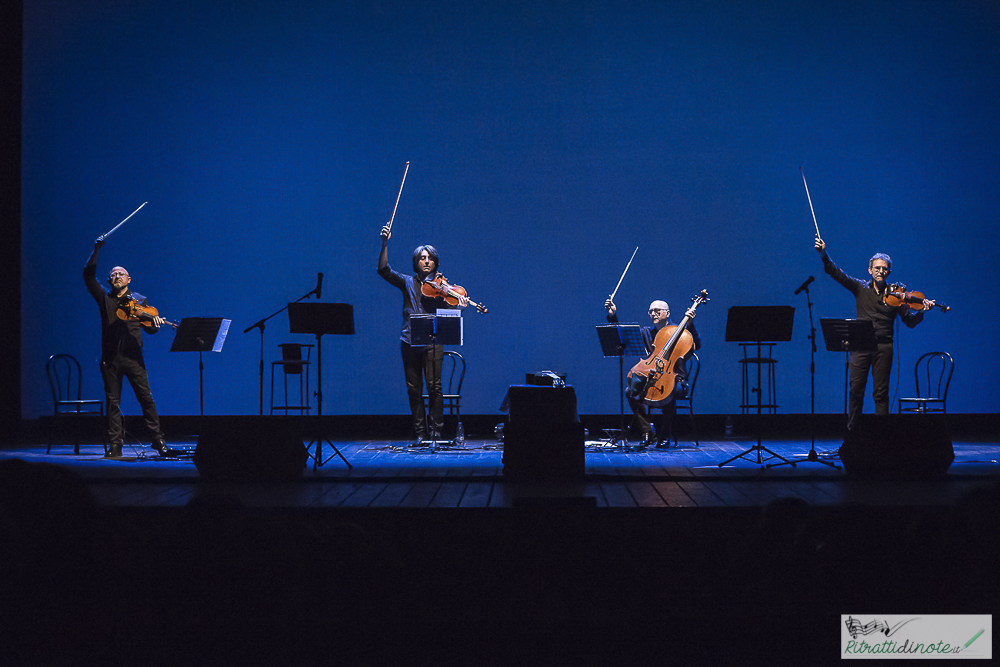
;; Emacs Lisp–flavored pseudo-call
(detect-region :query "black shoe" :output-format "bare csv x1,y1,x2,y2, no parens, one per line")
152,438,169,457
639,432,656,447
105,443,123,458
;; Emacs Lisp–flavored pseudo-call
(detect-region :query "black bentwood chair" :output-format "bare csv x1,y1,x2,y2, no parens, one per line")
898,351,954,414
423,350,466,439
46,353,105,454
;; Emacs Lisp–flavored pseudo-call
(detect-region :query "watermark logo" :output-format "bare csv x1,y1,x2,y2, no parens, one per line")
841,615,991,659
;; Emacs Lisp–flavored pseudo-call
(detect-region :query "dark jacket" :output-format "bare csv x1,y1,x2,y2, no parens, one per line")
84,264,158,362
821,252,923,342
377,265,442,346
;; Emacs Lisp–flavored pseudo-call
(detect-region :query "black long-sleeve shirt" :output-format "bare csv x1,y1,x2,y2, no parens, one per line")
84,264,158,362
377,264,441,346
820,252,923,342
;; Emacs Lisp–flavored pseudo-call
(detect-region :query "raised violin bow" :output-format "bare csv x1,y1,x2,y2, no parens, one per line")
385,161,410,234
800,167,822,241
97,201,147,243
609,246,639,303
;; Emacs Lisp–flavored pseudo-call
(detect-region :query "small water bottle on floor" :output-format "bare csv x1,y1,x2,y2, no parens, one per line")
455,421,465,445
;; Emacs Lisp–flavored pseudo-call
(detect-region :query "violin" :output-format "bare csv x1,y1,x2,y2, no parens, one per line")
421,274,488,314
116,298,180,329
884,284,950,312
627,290,709,407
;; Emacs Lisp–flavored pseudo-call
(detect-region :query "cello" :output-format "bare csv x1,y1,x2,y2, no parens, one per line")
627,290,709,407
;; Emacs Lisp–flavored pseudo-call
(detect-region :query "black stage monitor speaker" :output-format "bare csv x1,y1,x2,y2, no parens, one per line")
839,414,954,477
501,385,584,480
195,417,308,481
525,371,567,387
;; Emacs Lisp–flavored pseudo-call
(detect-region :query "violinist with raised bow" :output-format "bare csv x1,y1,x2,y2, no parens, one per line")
84,239,168,458
378,223,468,445
815,237,934,429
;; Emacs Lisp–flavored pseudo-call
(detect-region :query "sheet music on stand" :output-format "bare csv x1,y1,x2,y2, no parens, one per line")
596,324,645,358
170,318,232,353
411,311,463,346
169,317,233,422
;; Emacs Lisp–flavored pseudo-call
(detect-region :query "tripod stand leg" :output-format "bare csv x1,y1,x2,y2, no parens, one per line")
768,446,839,469
718,439,797,469
309,438,353,469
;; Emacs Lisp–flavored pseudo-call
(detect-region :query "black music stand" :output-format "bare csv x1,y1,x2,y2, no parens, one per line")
289,302,354,469
720,306,796,469
410,313,463,449
170,317,232,419
410,313,463,347
820,318,877,427
596,323,645,448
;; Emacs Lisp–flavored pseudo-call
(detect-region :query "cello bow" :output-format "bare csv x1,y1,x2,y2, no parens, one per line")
609,246,639,303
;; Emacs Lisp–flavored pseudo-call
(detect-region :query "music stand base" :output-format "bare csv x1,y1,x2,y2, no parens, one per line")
718,441,796,469
768,447,840,470
411,438,465,452
308,438,352,469
590,428,649,452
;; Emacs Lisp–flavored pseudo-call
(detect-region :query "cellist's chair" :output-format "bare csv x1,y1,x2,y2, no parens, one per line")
652,352,700,447
672,352,700,446
46,353,104,455
423,351,466,436
270,343,313,415
898,351,954,414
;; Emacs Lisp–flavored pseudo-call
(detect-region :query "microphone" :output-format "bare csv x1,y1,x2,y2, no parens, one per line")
315,272,324,299
794,276,815,295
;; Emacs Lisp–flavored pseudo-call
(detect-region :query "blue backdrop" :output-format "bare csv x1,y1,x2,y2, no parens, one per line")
21,0,1000,419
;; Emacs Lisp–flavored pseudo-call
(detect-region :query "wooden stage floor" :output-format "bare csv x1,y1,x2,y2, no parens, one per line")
4,435,998,509
4,431,998,664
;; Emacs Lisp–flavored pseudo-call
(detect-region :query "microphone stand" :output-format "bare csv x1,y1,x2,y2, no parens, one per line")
771,282,839,469
244,280,321,416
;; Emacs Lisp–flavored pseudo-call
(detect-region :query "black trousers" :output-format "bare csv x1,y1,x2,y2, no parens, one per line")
401,341,443,439
100,355,162,446
626,379,688,436
848,341,894,429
